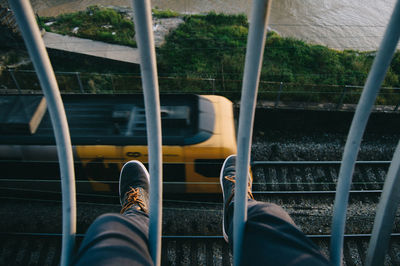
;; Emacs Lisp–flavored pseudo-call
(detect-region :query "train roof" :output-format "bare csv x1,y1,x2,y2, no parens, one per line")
0,94,215,145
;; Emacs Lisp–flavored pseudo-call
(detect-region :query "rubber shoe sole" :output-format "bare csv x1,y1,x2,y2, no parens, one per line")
220,154,236,243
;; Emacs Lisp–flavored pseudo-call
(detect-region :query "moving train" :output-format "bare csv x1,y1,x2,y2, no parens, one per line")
0,94,236,194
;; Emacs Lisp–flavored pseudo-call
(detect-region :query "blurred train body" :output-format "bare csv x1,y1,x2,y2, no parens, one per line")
0,94,236,194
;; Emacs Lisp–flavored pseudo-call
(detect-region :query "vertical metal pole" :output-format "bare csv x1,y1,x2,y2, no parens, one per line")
109,74,115,93
393,91,400,111
330,0,400,264
132,1,163,265
9,69,22,93
9,1,76,266
395,102,400,111
366,140,400,266
274,81,283,108
212,78,216,95
336,85,348,110
75,72,84,93
235,0,272,265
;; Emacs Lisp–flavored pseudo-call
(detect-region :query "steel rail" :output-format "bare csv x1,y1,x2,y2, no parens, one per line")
330,0,400,264
0,180,387,185
2,231,400,239
131,1,163,265
252,160,391,165
252,190,383,195
0,186,386,195
366,141,400,265
8,1,76,266
235,0,272,265
0,159,393,164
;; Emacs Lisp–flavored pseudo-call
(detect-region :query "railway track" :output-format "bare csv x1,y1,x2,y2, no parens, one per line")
0,160,391,195
251,160,390,192
1,159,398,264
1,232,400,266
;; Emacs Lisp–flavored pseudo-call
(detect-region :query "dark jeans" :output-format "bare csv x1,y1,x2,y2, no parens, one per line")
74,200,329,265
73,208,153,266
226,199,330,265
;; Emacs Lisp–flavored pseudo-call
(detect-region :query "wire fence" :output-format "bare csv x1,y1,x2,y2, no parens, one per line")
2,69,400,110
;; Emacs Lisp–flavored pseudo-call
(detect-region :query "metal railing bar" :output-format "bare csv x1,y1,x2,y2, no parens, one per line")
8,67,400,90
8,1,77,266
366,140,400,265
329,0,400,264
131,1,163,265
235,0,272,265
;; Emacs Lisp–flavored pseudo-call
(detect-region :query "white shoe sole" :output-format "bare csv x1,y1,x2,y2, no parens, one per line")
220,154,236,243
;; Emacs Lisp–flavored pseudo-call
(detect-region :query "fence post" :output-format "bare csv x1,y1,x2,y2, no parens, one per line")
212,78,216,94
393,88,400,111
109,74,115,93
336,85,348,110
394,102,400,111
75,72,84,93
274,81,283,108
9,69,22,93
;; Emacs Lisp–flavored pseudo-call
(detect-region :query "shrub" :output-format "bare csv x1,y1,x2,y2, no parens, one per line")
152,8,180,18
39,6,136,47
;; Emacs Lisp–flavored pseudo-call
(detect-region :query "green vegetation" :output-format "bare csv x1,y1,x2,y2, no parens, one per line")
152,8,180,18
38,6,136,47
18,9,400,105
157,12,400,103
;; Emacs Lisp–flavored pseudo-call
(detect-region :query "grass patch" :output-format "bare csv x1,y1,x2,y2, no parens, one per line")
30,10,400,104
152,8,180,18
38,6,136,47
157,12,400,103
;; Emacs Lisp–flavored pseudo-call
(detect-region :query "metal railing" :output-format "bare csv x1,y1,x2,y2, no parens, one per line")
2,69,400,109
7,0,400,265
330,0,400,265
234,0,272,265
132,1,163,265
8,1,76,266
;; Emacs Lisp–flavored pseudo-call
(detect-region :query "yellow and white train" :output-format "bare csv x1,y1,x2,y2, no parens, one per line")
0,94,236,194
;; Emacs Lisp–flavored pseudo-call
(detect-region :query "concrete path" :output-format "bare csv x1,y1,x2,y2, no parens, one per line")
43,31,140,64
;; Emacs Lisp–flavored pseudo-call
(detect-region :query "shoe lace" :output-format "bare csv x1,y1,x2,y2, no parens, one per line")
120,187,147,214
225,175,254,200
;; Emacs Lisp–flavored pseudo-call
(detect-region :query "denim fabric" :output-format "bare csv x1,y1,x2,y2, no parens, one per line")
226,199,330,266
75,200,330,266
73,210,153,266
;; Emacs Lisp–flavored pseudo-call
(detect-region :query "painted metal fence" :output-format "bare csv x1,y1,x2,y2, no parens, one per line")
9,1,76,266
330,0,400,265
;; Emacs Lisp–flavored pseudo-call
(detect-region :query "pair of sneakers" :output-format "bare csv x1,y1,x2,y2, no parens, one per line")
119,155,253,242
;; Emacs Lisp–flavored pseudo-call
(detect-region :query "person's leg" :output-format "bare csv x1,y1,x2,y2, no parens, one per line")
74,161,153,266
221,155,329,266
